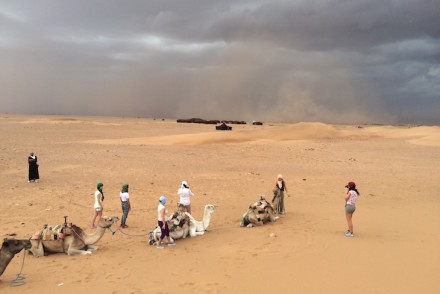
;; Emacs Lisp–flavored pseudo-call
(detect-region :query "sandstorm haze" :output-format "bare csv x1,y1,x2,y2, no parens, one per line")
0,0,439,124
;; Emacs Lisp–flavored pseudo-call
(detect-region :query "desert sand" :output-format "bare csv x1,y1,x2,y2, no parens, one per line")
1,114,439,293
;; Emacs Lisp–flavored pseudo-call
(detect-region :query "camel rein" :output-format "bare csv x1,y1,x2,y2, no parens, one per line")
8,250,27,287
205,224,238,232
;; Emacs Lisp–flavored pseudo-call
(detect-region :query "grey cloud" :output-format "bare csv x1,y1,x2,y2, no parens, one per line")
0,0,439,124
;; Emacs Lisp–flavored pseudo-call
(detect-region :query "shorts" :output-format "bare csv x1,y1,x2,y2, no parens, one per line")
345,204,356,214
94,205,102,212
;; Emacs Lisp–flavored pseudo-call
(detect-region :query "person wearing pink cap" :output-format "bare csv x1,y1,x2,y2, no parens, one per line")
344,181,360,237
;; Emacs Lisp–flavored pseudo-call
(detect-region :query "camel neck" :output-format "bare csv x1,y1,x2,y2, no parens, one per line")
84,227,106,245
202,209,211,229
0,250,14,276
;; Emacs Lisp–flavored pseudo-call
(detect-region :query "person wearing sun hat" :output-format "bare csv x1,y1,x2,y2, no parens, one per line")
177,180,194,214
344,181,360,237
91,182,104,229
156,195,176,249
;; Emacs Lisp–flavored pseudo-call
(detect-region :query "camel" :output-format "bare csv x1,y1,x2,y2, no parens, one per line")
149,204,217,245
0,238,32,277
240,196,279,228
29,216,119,256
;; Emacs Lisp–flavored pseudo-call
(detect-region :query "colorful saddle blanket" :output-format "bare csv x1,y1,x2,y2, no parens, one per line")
168,211,187,232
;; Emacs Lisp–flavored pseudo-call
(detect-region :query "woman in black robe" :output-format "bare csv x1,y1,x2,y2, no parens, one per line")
28,152,39,182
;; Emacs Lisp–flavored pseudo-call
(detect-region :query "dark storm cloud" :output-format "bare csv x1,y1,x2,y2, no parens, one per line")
0,0,439,124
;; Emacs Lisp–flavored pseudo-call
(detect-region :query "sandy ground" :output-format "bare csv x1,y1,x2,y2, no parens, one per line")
0,114,439,294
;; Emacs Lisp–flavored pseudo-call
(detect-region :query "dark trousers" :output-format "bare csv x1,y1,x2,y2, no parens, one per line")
158,221,169,240
121,201,129,225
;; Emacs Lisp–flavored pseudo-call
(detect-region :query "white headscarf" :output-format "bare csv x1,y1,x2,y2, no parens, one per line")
277,174,283,189
181,181,188,189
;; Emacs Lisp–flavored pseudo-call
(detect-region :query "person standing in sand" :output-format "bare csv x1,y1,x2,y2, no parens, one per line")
156,196,176,249
177,180,194,214
274,174,288,214
344,181,360,237
120,183,131,228
28,152,39,182
91,182,104,229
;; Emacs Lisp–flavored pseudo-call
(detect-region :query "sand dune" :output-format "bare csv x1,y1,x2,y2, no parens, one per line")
86,122,354,146
0,115,439,294
85,122,440,148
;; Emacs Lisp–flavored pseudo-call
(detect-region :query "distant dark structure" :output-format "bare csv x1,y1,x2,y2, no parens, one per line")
177,118,219,124
251,121,263,125
216,123,232,131
177,118,246,125
221,120,246,125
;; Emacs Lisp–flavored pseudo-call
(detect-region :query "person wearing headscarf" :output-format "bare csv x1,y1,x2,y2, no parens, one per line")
120,183,131,228
344,181,360,237
91,182,104,229
28,152,40,182
156,195,176,249
274,174,288,215
177,180,194,214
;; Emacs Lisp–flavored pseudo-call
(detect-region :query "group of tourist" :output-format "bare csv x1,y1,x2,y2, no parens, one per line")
29,152,360,244
89,179,195,249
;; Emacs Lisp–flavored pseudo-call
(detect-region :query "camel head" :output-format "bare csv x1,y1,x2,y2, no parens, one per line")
2,238,31,254
205,204,217,214
98,216,119,228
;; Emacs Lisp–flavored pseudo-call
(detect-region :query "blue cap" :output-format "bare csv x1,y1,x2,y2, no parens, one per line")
159,195,166,204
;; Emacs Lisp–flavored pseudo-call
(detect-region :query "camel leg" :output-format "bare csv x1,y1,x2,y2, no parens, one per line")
248,215,263,227
29,239,44,257
270,215,279,222
67,247,92,255
86,245,99,252
189,231,205,237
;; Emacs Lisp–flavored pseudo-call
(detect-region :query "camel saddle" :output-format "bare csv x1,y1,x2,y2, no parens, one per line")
168,211,187,232
41,224,73,241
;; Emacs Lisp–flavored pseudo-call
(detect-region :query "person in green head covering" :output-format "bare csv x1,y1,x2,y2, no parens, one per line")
120,183,131,228
91,182,104,229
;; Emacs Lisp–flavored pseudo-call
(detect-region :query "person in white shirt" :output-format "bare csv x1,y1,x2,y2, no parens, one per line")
157,195,176,249
344,181,360,237
91,182,104,229
120,183,131,228
177,180,194,214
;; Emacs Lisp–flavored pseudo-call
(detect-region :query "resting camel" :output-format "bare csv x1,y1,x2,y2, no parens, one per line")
0,238,32,277
149,204,217,245
29,216,119,256
240,196,279,228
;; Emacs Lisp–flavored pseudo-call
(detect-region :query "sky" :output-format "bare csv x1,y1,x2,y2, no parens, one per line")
0,0,439,124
